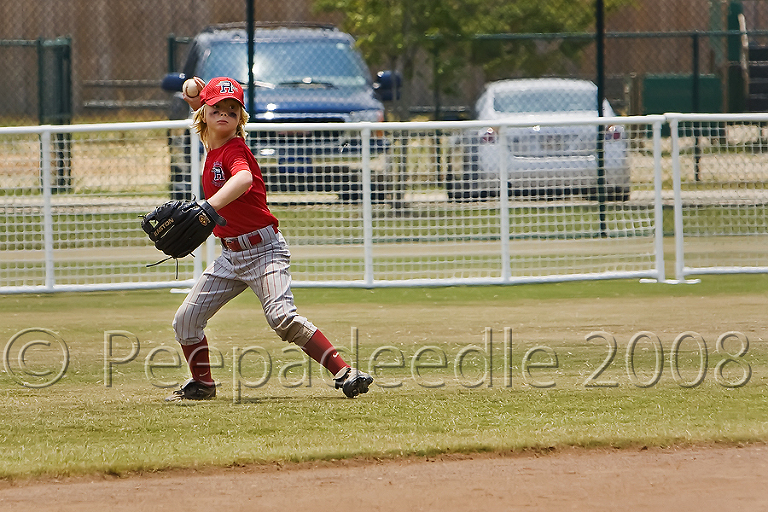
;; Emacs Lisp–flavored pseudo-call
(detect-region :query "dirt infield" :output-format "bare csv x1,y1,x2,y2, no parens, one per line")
2,443,767,512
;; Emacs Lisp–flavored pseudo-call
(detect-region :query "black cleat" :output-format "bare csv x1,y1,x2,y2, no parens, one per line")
165,379,217,402
334,368,373,398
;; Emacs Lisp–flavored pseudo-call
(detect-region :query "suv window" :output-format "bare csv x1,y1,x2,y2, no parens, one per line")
200,40,371,88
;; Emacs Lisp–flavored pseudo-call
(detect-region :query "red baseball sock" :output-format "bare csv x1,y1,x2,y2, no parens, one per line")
181,337,214,386
301,330,348,376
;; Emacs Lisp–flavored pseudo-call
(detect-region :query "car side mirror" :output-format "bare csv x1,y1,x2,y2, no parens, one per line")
161,73,186,93
373,70,402,102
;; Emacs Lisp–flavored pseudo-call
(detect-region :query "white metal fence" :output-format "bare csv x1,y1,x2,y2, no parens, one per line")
668,113,768,282
0,114,764,294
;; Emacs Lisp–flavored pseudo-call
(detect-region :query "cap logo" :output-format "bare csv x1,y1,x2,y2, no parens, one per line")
202,77,244,107
218,81,236,94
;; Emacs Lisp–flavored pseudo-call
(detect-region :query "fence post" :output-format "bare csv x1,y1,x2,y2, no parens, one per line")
190,127,204,281
596,0,607,237
40,128,55,291
362,126,374,287
36,38,45,126
247,0,256,120
652,119,666,282
498,126,511,283
167,34,176,73
692,32,702,181
669,116,686,282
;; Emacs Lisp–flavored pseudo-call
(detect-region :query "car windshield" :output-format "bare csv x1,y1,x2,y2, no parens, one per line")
199,40,371,87
493,88,598,114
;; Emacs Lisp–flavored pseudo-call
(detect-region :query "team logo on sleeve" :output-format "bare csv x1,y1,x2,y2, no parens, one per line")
211,162,226,187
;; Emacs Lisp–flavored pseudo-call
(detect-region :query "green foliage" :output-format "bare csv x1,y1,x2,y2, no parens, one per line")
313,0,635,102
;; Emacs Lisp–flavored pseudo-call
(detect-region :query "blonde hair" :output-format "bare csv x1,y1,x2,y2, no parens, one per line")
192,103,249,149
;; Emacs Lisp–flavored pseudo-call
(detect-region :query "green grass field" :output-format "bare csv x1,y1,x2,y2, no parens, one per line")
1,275,767,479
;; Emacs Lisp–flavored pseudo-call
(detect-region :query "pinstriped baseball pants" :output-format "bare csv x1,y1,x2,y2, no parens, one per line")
172,225,317,347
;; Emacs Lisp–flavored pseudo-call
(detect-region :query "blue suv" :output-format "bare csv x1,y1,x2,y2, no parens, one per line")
162,22,400,202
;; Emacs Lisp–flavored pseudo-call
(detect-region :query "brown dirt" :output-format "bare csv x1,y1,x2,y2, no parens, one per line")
2,443,767,512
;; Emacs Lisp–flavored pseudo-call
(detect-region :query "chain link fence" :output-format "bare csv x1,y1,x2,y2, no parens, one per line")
5,1,768,126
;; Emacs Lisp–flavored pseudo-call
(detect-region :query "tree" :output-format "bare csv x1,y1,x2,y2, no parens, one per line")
313,0,633,117
314,0,475,117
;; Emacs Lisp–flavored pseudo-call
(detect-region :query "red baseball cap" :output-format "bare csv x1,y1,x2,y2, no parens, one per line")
200,77,245,108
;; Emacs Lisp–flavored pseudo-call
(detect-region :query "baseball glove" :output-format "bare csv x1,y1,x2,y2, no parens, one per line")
141,199,226,260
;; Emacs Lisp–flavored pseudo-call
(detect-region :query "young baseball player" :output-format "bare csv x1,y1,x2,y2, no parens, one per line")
165,76,373,401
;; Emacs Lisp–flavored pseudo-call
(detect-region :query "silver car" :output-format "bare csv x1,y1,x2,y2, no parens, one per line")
446,78,630,202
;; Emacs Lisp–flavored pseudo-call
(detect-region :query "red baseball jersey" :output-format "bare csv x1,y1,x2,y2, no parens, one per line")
202,137,278,238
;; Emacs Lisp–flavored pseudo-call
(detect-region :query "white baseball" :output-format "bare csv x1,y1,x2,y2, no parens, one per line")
183,79,200,98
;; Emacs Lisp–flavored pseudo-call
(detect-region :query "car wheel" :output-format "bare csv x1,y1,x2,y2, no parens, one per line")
582,186,630,202
338,172,362,203
446,165,471,202
337,167,397,205
168,129,193,201
446,144,486,203
609,186,630,202
368,148,404,208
